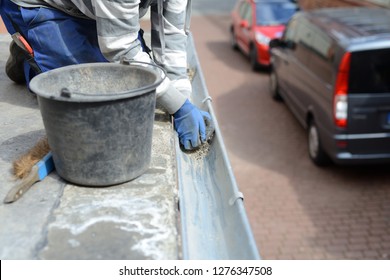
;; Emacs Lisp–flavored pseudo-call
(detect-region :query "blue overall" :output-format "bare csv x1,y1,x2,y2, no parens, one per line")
0,0,149,85
0,0,108,84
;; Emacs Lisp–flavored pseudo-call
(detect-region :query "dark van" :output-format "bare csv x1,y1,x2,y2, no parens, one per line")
269,7,390,166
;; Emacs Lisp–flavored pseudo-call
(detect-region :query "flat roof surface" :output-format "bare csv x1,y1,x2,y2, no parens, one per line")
0,34,180,260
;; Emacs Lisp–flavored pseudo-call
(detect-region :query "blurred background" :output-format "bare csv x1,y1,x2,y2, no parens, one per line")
1,0,390,260
189,0,390,260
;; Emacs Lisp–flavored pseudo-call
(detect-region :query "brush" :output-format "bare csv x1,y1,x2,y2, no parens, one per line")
4,137,54,203
13,136,50,179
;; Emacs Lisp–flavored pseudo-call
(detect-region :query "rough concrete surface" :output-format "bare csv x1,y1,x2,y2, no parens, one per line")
0,34,180,260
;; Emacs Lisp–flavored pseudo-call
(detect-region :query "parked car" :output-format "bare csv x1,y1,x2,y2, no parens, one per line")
230,0,298,70
269,8,390,166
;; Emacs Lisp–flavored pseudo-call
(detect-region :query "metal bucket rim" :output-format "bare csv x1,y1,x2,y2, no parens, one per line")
29,62,165,103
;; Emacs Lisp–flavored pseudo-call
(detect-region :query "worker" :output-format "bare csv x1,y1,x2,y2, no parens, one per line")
0,0,213,151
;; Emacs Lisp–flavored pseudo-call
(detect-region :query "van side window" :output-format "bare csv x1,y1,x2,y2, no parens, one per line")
292,18,313,68
283,18,298,42
295,20,312,49
309,27,334,84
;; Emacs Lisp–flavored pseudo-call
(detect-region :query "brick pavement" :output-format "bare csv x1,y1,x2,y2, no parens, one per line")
190,14,390,260
248,177,390,260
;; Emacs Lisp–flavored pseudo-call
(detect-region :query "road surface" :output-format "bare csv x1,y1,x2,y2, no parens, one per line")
191,9,390,260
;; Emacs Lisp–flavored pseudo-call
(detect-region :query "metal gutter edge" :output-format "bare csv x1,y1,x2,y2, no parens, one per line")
175,33,261,260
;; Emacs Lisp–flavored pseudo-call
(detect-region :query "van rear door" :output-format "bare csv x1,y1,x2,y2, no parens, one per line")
346,48,390,154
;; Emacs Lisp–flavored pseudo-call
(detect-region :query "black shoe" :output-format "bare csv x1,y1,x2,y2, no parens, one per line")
5,41,26,84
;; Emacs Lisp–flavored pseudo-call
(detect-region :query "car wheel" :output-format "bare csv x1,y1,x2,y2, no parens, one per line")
308,120,331,166
250,46,261,71
230,28,238,50
269,70,282,101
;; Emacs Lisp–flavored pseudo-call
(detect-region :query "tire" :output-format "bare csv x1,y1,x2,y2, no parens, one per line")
308,120,331,166
269,70,282,101
230,28,238,50
250,45,261,71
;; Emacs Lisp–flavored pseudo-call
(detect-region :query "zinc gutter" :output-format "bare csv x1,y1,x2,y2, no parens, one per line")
176,33,261,260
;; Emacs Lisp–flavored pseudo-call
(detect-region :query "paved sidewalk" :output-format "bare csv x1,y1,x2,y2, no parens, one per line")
0,34,180,260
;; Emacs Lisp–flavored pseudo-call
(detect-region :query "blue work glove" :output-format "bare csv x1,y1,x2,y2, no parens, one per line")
173,99,214,150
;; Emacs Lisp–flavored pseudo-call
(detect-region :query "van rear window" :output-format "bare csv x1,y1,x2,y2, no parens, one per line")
349,48,390,94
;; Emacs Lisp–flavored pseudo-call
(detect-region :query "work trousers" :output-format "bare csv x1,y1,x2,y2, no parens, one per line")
0,0,118,84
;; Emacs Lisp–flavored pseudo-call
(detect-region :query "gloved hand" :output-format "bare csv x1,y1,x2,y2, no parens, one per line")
173,99,214,150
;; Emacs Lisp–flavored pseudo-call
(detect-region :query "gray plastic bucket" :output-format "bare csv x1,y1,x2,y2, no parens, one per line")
29,62,164,186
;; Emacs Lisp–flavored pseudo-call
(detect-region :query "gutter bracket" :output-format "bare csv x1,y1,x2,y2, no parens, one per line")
229,192,244,206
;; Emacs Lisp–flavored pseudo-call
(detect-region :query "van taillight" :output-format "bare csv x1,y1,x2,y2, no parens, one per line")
334,52,351,128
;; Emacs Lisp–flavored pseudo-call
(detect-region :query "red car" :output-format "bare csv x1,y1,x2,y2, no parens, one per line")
230,0,298,70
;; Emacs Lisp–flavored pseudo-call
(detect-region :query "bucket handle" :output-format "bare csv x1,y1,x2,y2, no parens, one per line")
120,58,167,82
